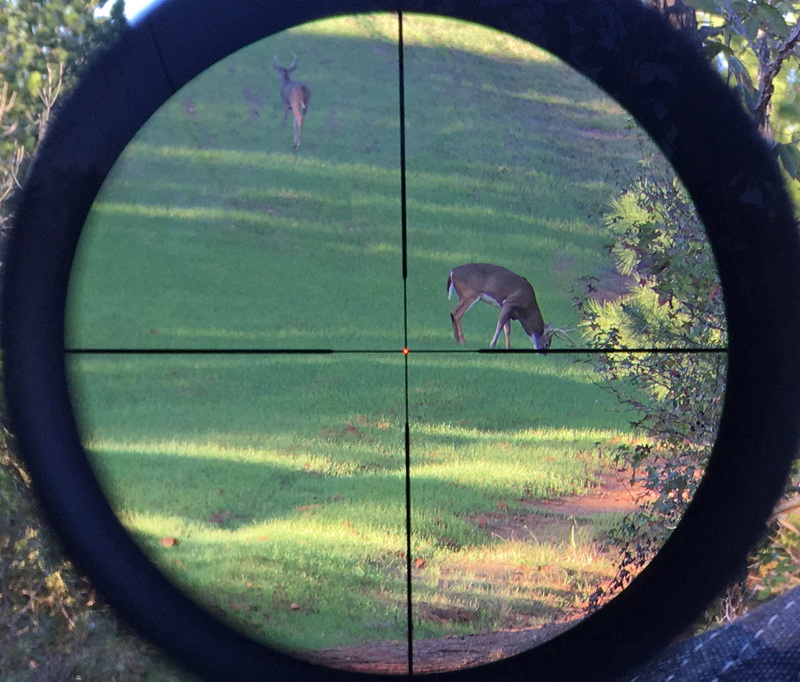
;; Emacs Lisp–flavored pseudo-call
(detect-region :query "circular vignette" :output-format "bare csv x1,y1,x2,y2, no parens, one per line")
3,1,800,681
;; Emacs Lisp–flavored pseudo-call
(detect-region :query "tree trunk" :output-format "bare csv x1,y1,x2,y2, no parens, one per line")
754,30,773,140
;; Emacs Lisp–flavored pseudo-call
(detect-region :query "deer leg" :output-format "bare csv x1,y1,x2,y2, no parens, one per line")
293,114,302,149
451,310,465,345
490,306,514,349
451,296,479,345
504,321,511,349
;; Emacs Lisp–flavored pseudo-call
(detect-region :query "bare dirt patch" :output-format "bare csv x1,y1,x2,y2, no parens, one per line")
583,267,638,305
469,469,647,546
304,621,576,673
529,469,650,518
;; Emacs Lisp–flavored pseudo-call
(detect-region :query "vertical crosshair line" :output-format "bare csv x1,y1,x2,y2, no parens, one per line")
397,10,414,677
404,361,413,676
398,11,409,343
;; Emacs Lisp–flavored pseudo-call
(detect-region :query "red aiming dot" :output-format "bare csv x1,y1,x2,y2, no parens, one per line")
402,347,409,355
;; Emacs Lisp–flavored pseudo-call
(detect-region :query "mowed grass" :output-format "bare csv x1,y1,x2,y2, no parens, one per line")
68,14,641,351
65,14,650,657
71,353,629,651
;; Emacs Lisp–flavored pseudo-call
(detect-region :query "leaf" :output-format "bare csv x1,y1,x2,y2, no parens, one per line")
778,143,800,180
613,244,639,277
728,1,750,14
726,55,755,93
744,14,761,41
756,4,790,38
776,100,800,125
63,6,83,31
26,71,43,96
689,0,720,12
703,41,734,59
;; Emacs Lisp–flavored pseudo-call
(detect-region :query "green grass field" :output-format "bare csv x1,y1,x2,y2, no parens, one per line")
65,13,652,660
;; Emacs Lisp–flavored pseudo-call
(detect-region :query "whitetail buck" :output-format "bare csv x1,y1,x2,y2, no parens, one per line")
273,55,311,149
447,263,575,350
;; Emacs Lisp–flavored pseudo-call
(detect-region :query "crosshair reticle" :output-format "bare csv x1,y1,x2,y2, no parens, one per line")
3,2,800,682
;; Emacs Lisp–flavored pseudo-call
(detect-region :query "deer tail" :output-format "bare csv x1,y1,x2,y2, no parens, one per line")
447,270,455,299
301,86,311,112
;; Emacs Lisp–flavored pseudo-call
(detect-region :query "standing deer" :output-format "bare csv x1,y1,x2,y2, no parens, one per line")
273,55,311,150
447,263,574,350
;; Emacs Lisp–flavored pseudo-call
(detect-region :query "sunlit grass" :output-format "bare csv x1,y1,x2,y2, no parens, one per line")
90,414,623,649
91,201,401,243
401,14,558,63
124,143,401,175
295,13,558,66
295,13,400,41
413,423,624,443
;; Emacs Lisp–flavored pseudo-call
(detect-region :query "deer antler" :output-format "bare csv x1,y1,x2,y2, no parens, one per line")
543,323,577,346
288,53,297,70
552,327,577,345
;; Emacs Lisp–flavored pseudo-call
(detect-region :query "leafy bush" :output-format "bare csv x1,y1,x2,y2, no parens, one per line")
578,141,726,537
578,137,800,625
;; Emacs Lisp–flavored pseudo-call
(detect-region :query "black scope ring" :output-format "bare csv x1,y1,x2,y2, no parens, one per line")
3,0,800,681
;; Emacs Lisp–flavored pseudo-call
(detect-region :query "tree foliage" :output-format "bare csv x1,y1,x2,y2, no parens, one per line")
701,0,800,177
584,1,800,615
646,0,800,179
579,142,727,537
0,0,127,229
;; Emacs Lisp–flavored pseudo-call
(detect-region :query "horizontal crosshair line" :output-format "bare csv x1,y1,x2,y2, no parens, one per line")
64,348,336,354
478,347,727,354
63,347,728,355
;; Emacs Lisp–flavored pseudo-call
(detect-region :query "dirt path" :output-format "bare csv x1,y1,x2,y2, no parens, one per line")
304,471,647,673
305,621,576,673
484,469,649,544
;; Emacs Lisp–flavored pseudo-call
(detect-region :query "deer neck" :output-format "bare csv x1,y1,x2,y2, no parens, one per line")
517,306,545,339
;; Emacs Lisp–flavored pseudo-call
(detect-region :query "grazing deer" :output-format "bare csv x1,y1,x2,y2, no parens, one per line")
447,263,575,350
273,55,311,149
